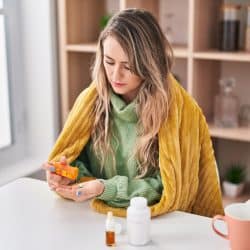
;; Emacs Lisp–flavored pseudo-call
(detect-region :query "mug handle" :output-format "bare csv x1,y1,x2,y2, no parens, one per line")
212,215,228,239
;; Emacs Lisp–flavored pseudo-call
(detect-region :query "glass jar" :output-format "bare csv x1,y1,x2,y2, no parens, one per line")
245,5,250,51
219,4,241,51
214,78,239,128
163,12,174,44
239,104,250,127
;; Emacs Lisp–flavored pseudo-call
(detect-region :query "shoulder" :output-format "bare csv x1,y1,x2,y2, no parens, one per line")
65,81,98,122
70,81,98,111
77,81,97,102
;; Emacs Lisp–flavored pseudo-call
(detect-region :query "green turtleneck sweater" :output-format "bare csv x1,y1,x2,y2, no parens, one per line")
71,92,163,208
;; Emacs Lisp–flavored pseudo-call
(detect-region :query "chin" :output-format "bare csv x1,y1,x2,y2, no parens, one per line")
111,86,127,95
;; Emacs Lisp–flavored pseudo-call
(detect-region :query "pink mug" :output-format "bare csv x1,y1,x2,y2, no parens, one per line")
212,202,250,250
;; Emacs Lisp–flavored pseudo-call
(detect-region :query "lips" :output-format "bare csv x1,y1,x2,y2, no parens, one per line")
113,82,126,87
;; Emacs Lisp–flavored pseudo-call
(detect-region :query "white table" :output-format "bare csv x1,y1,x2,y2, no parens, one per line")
0,178,229,250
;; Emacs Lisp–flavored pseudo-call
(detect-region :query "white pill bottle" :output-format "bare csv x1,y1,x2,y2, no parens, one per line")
126,197,151,246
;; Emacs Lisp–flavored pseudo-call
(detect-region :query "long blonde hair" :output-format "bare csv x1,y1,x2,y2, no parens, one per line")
91,8,173,177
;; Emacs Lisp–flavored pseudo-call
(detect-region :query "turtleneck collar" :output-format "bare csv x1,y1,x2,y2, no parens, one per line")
110,91,138,123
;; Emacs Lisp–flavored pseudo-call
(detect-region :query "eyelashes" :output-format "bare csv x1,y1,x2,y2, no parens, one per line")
105,61,114,65
104,61,131,71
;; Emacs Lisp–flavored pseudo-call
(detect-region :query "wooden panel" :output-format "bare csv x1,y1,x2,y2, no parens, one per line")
66,0,105,43
124,0,159,20
66,43,97,52
193,0,222,50
173,46,189,58
188,0,195,51
67,52,94,114
56,0,250,183
57,0,69,126
192,59,221,121
210,125,250,142
172,58,188,90
223,193,250,207
194,50,250,62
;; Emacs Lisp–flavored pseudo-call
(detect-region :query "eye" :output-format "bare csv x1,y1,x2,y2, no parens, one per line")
105,61,114,65
124,66,131,71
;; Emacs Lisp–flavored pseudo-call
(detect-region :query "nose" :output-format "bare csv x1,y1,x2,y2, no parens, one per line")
112,65,123,82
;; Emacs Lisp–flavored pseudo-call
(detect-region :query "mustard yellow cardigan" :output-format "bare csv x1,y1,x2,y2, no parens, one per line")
49,74,224,218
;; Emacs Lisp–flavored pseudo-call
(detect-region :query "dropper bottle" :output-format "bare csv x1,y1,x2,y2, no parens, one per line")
105,211,116,247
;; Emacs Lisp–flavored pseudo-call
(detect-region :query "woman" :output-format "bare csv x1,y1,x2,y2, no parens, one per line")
43,8,224,217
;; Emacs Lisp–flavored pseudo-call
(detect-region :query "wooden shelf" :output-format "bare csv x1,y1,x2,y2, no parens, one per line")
193,50,250,62
209,124,250,142
223,193,250,207
66,43,190,58
66,43,97,53
172,45,188,58
57,0,250,185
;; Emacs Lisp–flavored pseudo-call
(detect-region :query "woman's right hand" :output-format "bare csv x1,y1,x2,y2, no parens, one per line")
42,156,73,190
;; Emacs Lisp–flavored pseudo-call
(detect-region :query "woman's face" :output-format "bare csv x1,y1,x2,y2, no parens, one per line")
102,36,142,103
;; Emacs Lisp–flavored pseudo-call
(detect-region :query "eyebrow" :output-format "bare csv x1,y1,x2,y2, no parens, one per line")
104,55,129,64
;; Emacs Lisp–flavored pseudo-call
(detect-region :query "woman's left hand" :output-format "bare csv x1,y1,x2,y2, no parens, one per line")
55,180,104,202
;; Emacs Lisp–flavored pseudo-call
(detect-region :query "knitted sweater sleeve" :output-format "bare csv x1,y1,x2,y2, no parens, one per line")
97,172,163,207
191,113,224,217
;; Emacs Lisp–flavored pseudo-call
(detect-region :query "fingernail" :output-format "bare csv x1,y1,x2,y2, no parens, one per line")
76,190,82,197
49,166,55,172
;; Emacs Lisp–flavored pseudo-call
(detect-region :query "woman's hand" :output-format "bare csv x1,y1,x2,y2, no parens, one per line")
42,156,73,190
55,180,105,202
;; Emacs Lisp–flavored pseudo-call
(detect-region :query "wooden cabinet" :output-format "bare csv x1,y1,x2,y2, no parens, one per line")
57,0,250,203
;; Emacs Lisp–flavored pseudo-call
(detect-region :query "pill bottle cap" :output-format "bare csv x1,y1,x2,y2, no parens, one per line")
130,197,147,209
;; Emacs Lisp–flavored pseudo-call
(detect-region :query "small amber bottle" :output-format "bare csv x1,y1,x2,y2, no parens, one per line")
105,211,115,247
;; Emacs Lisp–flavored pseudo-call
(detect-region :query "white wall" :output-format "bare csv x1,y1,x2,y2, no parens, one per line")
0,0,59,185
20,0,59,157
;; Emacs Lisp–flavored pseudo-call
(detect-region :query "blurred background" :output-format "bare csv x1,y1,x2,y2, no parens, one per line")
0,0,250,206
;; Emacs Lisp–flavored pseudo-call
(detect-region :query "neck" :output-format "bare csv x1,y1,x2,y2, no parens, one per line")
121,88,140,104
